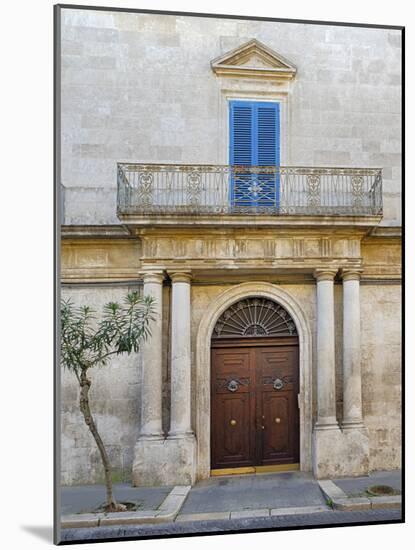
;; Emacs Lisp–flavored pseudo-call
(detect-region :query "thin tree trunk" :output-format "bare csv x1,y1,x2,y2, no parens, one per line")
79,370,126,512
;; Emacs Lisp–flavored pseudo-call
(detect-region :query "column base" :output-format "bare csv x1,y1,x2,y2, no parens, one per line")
341,419,365,430
132,434,196,487
312,425,369,479
314,416,339,431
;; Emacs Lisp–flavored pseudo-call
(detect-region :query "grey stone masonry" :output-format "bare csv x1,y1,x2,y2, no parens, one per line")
60,9,401,226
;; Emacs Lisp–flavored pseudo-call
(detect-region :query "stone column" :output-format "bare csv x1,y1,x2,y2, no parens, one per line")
341,269,364,429
314,269,339,430
139,271,164,439
168,272,193,437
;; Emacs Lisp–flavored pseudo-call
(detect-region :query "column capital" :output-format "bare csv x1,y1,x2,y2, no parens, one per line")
168,271,192,284
340,268,363,282
139,270,165,285
313,268,338,282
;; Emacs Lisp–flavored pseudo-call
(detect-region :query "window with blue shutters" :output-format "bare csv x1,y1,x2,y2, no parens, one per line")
229,100,280,209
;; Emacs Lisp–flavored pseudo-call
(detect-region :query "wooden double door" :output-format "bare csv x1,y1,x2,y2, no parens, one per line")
211,338,299,470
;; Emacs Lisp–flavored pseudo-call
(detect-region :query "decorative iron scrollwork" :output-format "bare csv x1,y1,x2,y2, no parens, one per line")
186,172,202,206
137,172,153,207
117,163,382,217
351,175,364,208
306,175,321,207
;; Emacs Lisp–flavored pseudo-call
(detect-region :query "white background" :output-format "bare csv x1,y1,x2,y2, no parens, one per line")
0,0,411,548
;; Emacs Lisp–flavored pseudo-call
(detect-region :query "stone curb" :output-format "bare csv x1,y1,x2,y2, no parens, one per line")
176,505,331,522
61,485,191,529
318,480,402,511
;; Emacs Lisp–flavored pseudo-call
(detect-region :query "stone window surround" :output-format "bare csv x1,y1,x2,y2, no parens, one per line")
211,39,296,166
217,85,291,166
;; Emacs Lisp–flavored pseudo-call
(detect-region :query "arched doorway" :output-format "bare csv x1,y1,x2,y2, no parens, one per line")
210,297,300,472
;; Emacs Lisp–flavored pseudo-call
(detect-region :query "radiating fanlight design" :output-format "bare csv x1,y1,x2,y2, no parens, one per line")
212,297,297,338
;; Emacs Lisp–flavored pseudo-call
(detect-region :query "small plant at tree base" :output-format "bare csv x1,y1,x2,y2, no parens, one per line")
61,292,156,512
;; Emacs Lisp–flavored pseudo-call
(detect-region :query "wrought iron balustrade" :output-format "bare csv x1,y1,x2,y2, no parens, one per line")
117,163,382,217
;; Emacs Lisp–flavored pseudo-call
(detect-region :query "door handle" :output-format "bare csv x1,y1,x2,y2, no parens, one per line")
275,417,281,423
230,419,237,426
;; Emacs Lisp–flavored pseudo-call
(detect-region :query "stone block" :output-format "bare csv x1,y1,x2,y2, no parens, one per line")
312,426,369,478
61,513,102,529
100,511,158,526
318,480,347,500
176,512,231,522
132,435,196,486
334,498,371,511
370,495,401,509
230,509,270,519
271,506,329,516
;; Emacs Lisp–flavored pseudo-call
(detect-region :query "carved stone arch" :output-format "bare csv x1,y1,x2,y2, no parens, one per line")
195,282,313,480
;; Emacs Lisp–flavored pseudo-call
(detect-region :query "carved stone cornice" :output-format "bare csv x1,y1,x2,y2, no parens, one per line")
211,39,297,81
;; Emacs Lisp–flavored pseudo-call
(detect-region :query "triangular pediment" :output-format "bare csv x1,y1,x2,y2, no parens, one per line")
211,39,297,80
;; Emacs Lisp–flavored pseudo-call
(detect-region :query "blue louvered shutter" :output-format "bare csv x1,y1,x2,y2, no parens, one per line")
229,100,280,209
229,102,253,206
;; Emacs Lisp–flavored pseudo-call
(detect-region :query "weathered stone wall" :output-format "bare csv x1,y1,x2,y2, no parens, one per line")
60,283,172,485
60,233,401,483
61,272,400,484
360,283,401,470
60,9,401,226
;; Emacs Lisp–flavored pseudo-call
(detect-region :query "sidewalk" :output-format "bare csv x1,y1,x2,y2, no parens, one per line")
176,471,327,521
60,469,401,528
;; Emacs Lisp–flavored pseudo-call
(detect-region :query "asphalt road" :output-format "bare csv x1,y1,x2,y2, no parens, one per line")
59,508,403,543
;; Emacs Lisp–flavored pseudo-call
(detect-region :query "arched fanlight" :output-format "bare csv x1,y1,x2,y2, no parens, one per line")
212,297,297,338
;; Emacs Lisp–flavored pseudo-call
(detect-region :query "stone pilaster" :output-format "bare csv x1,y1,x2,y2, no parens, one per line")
312,268,342,478
313,269,339,430
168,272,193,437
133,270,165,486
163,271,196,485
312,267,369,478
139,271,164,439
340,269,365,429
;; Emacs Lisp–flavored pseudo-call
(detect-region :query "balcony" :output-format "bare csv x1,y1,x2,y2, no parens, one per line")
117,164,383,227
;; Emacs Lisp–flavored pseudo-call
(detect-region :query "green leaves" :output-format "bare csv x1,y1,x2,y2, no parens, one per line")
60,293,156,378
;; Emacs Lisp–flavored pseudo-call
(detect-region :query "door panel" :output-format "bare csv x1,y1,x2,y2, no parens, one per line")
211,348,254,469
257,347,299,465
211,342,299,470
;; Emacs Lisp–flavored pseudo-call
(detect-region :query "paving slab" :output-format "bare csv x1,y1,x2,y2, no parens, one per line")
333,497,372,511
230,508,270,519
176,511,231,522
61,483,172,515
333,470,401,498
180,471,326,514
99,511,159,526
61,513,103,529
271,505,330,516
318,480,348,500
370,495,401,510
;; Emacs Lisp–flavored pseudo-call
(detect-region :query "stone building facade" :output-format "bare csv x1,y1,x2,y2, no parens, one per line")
59,8,402,486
